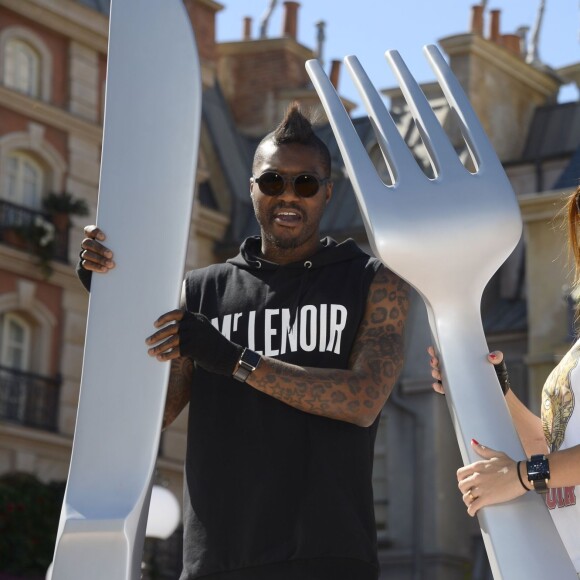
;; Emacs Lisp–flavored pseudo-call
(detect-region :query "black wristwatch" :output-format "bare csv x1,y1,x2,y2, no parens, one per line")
232,348,261,383
526,454,550,494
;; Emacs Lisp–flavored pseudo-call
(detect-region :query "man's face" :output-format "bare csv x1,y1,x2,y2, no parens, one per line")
250,142,332,253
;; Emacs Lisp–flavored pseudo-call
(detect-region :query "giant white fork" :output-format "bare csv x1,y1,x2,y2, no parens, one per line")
306,46,576,579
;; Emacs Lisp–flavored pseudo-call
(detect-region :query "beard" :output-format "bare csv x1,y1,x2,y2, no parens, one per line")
264,230,302,250
252,197,324,254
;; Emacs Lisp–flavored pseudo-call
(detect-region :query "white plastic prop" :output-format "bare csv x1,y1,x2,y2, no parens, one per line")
51,1,200,578
306,46,577,579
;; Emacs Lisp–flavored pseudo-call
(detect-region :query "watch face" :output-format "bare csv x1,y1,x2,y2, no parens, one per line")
241,349,261,370
527,455,550,481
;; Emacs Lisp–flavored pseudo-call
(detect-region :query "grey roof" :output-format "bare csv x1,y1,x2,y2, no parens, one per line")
75,0,110,14
554,145,580,190
316,118,376,238
202,84,259,245
521,101,580,161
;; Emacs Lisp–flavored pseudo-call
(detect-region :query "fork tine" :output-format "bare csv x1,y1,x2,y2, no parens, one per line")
344,55,425,188
423,44,503,175
385,49,464,180
305,58,387,234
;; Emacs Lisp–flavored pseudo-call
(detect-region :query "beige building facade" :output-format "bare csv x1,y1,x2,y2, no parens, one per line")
0,1,579,579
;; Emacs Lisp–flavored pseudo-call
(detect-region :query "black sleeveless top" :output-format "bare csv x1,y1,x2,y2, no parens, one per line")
180,237,383,580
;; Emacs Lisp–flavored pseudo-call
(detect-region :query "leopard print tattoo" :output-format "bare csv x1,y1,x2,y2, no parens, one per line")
249,267,409,426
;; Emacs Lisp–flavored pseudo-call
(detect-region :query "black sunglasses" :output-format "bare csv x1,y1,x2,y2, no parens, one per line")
251,171,330,198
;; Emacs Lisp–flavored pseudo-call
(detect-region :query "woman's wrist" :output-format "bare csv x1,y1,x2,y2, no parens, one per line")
516,460,532,491
494,360,511,395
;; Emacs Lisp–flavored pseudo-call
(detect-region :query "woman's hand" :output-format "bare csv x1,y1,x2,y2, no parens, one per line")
80,225,115,273
457,439,529,516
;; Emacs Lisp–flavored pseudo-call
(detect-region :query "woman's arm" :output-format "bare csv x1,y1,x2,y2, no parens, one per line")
429,348,546,454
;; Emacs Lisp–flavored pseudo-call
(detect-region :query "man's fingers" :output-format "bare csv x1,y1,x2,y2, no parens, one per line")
153,309,185,328
154,348,181,362
146,323,179,345
81,260,108,273
81,249,115,270
147,334,180,357
147,311,187,358
429,348,444,393
432,381,445,395
81,238,113,258
79,229,114,274
84,225,106,241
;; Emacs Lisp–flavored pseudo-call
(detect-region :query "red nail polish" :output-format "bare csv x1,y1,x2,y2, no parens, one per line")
471,439,479,446
489,353,497,359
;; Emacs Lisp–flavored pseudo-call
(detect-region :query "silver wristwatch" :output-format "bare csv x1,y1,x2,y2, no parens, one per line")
232,348,261,383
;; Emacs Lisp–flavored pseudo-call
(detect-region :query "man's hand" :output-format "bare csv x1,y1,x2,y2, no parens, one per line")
80,225,115,273
146,310,243,376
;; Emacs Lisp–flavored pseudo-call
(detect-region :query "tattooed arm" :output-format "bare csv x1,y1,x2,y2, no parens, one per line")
245,266,410,427
162,357,193,429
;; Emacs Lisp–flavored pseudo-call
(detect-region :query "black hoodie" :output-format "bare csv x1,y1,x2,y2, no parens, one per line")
180,237,383,580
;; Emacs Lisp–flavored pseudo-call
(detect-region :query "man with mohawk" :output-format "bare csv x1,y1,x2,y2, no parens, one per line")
78,103,409,580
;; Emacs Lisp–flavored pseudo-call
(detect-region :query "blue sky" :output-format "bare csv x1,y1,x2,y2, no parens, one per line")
215,0,579,112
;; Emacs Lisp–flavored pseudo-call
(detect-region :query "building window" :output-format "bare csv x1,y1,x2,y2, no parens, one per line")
0,312,31,371
0,313,31,424
2,152,44,208
0,312,59,430
3,39,40,98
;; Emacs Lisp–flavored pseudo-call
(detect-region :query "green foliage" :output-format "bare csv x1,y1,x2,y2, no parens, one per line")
14,217,56,279
42,192,89,217
0,473,65,577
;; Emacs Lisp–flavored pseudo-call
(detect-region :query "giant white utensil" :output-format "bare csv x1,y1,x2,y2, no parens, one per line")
51,1,201,578
306,45,576,579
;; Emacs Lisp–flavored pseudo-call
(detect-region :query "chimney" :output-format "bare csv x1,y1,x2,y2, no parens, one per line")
489,9,500,42
502,34,521,56
438,22,561,162
470,5,484,36
315,20,326,67
515,26,530,58
182,0,222,69
243,17,252,40
330,60,341,89
282,1,300,39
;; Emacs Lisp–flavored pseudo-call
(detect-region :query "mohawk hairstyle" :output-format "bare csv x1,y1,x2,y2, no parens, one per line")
253,102,332,176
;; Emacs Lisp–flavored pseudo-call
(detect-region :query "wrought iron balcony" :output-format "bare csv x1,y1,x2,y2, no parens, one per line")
0,199,70,263
0,365,60,431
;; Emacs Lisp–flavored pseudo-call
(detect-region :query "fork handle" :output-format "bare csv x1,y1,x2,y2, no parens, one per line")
429,302,577,579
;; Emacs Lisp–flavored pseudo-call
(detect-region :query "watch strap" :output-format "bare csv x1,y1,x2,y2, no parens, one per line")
531,478,549,493
232,348,261,383
526,454,550,495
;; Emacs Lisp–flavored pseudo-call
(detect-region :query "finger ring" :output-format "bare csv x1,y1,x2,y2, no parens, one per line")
468,490,475,502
